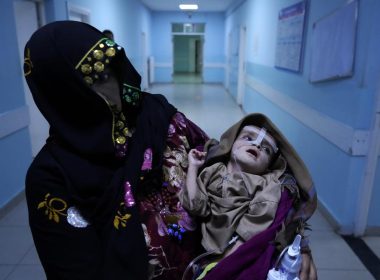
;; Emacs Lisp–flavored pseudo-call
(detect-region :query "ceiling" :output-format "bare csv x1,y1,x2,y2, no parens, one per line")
138,0,237,12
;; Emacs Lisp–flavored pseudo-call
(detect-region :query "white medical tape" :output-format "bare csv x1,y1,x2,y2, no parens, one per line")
250,127,267,147
249,127,278,153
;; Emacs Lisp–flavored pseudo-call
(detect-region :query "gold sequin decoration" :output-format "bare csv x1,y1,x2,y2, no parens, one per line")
75,38,122,86
81,64,92,74
37,193,67,223
94,61,104,73
105,47,116,57
105,39,115,47
120,113,126,121
113,202,131,229
84,76,93,85
123,127,131,137
116,120,124,129
93,49,104,60
116,136,126,144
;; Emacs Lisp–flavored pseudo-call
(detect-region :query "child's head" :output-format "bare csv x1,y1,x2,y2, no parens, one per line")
203,113,312,183
203,113,316,223
229,125,278,174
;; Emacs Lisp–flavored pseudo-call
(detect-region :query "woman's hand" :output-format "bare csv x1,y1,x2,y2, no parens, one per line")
299,251,318,280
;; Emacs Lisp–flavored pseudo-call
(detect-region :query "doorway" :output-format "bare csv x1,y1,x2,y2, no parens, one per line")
172,35,203,83
141,32,149,90
237,25,247,105
171,23,205,84
66,2,90,23
14,0,48,157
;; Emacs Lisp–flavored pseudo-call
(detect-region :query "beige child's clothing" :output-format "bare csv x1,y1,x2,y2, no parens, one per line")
180,157,286,253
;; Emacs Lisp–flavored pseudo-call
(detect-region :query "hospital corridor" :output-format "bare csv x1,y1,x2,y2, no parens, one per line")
1,0,380,279
0,83,379,279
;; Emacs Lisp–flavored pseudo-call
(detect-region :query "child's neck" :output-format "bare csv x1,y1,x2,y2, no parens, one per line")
227,161,240,174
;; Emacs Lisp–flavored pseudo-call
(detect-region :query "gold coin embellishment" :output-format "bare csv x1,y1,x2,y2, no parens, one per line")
123,127,131,137
105,47,116,57
99,43,105,48
93,49,104,60
116,121,124,129
116,136,126,145
105,59,110,64
87,57,92,62
84,76,93,85
94,62,104,73
81,64,92,74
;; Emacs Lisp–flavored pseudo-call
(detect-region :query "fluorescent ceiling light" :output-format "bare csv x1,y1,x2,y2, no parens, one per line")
179,4,198,10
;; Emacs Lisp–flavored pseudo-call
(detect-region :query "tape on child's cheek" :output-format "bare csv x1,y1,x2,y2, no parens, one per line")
251,128,267,146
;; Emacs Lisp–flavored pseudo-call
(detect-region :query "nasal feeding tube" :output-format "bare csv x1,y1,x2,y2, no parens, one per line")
247,127,278,153
232,127,278,174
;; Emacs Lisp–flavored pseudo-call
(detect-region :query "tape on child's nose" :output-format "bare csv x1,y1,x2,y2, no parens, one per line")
249,128,267,147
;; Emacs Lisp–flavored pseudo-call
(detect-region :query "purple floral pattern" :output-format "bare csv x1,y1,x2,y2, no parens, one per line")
138,112,208,280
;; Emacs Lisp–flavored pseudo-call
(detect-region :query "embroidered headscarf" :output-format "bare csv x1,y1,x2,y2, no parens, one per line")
24,21,144,156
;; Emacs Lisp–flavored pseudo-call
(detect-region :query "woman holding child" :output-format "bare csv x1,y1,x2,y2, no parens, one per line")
24,21,317,280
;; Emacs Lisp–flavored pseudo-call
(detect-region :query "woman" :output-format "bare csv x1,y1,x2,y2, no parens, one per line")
24,21,316,280
24,20,207,279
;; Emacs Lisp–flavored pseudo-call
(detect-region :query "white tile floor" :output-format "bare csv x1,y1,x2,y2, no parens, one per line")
0,199,46,280
0,83,379,280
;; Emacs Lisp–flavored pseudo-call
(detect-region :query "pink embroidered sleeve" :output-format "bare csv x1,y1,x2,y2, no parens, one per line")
138,112,208,232
137,112,208,280
163,112,208,191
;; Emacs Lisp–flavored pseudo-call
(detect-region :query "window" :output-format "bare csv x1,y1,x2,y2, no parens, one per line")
171,23,205,34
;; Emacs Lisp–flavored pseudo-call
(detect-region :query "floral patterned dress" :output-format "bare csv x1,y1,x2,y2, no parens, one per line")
138,112,208,280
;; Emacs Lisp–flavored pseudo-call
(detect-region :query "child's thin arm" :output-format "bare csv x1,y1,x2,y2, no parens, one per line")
185,149,206,200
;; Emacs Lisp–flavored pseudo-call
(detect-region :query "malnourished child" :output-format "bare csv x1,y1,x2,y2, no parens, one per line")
180,113,317,260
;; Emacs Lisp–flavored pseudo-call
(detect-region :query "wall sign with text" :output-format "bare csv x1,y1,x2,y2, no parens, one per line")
275,1,307,72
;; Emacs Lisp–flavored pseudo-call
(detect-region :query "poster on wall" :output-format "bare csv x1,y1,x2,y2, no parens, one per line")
275,1,307,72
309,0,358,83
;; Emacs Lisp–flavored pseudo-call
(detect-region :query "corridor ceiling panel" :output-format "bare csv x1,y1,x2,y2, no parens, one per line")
139,0,237,12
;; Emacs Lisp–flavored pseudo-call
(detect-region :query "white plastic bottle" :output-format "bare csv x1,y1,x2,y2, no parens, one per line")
267,234,302,280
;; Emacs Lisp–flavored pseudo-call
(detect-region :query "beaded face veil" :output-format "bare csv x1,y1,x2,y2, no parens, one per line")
76,38,118,85
24,21,146,158
75,37,141,107
76,37,142,157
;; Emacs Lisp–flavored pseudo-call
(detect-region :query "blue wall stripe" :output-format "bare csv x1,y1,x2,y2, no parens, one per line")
0,107,29,139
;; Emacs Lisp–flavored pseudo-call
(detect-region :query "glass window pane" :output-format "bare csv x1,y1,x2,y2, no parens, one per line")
172,23,205,33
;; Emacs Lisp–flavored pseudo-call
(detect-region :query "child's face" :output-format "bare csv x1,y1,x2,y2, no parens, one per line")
230,125,277,174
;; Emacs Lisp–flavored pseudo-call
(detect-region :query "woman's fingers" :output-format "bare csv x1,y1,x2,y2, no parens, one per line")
300,252,318,280
299,252,311,280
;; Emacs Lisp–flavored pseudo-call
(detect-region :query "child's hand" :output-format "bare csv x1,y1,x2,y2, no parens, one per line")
188,149,206,167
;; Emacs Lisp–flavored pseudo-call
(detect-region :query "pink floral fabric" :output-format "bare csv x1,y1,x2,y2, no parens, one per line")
138,112,208,280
